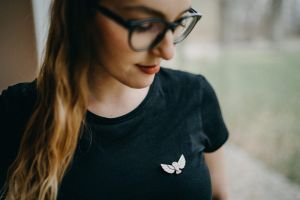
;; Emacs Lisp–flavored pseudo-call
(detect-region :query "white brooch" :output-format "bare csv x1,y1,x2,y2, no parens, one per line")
160,154,186,174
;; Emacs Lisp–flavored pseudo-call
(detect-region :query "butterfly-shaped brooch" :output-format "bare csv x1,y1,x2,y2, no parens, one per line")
160,154,186,174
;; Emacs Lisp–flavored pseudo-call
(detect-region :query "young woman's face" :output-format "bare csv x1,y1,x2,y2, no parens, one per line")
93,0,192,88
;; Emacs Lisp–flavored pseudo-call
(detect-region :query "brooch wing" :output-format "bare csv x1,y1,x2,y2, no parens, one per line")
161,164,175,174
178,154,186,169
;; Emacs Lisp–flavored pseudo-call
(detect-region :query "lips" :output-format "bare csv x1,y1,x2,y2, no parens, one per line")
136,64,160,75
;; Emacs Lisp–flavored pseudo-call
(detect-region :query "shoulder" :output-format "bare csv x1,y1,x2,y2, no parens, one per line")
157,67,210,99
1,80,37,99
0,81,37,188
0,80,37,119
0,80,37,148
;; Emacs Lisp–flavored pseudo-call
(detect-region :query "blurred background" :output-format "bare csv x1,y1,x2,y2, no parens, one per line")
165,0,300,199
0,0,300,199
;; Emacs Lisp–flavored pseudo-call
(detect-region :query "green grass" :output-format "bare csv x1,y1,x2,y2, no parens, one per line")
175,48,300,185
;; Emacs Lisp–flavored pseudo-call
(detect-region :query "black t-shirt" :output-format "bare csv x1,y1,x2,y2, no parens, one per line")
0,67,229,200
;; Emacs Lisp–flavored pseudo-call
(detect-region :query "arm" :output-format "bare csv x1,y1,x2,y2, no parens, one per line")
204,147,229,200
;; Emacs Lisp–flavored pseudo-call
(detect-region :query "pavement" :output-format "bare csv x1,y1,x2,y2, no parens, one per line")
224,144,300,200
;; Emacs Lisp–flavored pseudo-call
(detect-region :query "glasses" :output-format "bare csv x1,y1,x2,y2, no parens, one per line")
95,5,202,52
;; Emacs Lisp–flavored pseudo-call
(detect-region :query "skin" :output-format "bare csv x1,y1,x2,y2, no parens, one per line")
87,0,228,199
205,147,229,200
88,0,189,117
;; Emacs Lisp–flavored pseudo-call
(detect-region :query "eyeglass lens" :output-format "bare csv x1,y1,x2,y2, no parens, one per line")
130,16,198,51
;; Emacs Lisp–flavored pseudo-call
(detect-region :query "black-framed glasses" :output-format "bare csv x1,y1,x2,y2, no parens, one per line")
95,5,202,52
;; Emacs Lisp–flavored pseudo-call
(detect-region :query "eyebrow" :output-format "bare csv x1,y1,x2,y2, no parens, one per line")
122,5,191,20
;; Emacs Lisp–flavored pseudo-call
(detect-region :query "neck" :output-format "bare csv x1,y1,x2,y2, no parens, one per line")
87,70,150,118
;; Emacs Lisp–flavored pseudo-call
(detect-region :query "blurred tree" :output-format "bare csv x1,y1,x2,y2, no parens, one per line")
265,0,283,41
218,0,300,44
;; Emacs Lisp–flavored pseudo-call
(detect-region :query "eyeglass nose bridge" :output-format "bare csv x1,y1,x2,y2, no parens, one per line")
149,22,180,49
168,22,181,32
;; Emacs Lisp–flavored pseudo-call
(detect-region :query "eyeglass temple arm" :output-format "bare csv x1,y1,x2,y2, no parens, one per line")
96,5,130,29
189,8,202,18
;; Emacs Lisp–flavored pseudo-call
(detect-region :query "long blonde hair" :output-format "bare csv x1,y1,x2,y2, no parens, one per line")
3,0,98,199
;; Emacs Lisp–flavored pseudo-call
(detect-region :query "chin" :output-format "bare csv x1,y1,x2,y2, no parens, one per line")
123,75,155,89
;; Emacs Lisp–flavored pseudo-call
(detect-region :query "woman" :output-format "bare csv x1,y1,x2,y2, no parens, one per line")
0,0,229,199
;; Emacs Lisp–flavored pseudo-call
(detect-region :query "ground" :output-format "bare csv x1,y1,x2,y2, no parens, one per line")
225,144,300,200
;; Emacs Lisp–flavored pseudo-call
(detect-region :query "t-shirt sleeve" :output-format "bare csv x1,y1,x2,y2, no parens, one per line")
199,76,229,153
0,87,18,152
0,82,36,189
0,87,16,188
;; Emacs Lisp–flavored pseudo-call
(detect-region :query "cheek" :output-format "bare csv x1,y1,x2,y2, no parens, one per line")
94,15,131,59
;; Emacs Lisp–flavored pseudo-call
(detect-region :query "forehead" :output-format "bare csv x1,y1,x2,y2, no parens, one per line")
101,0,192,19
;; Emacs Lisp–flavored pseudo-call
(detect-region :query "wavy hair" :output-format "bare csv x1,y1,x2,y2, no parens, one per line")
3,0,98,199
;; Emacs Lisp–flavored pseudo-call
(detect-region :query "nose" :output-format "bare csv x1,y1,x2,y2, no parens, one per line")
150,31,175,60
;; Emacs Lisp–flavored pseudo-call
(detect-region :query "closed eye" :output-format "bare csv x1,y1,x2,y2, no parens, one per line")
134,22,163,33
135,22,154,32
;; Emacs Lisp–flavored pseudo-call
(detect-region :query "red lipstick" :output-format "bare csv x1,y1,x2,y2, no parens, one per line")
136,64,160,75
